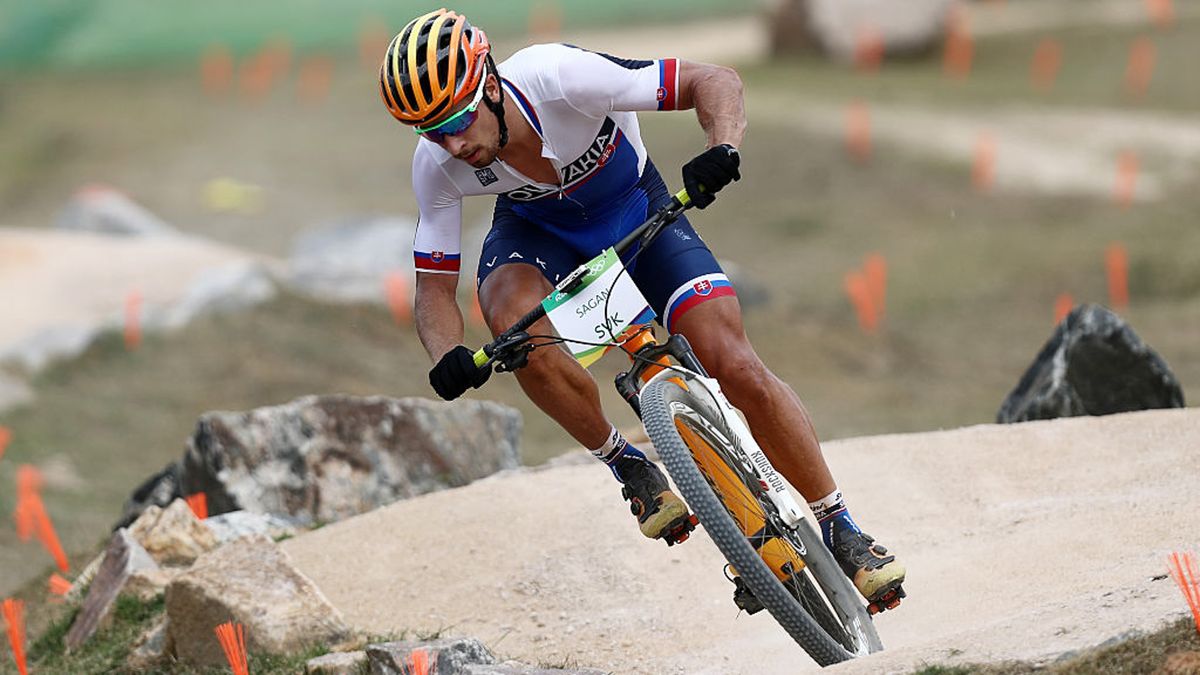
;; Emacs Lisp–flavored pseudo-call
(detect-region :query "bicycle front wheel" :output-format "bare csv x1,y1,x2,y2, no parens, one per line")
640,378,881,666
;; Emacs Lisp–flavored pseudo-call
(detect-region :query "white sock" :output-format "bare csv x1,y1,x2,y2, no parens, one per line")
588,425,628,464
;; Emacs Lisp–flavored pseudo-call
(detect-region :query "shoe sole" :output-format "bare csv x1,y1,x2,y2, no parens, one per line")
641,491,689,539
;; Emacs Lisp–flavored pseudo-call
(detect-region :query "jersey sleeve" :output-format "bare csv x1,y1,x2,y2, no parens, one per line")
555,45,680,117
411,144,464,276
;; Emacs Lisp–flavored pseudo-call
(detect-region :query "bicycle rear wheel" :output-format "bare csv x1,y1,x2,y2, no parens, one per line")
640,378,881,666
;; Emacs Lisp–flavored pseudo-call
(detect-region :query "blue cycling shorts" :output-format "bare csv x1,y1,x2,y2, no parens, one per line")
476,161,736,333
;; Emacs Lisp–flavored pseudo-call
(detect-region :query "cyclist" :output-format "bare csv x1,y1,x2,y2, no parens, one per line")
380,8,905,609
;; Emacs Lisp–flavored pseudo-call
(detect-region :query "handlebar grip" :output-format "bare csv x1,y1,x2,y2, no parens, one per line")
473,348,489,368
674,188,692,207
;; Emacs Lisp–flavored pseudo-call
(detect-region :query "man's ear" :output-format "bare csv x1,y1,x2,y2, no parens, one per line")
484,72,502,102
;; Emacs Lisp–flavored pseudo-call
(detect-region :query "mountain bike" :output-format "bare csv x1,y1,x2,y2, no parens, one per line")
469,189,885,665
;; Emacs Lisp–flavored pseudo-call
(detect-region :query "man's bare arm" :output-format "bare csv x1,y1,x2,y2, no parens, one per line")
414,272,465,361
676,60,747,150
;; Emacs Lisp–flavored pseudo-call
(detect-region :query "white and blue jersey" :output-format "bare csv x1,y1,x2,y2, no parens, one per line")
411,43,734,332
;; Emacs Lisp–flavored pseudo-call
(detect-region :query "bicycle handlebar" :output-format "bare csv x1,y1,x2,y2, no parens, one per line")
473,187,695,368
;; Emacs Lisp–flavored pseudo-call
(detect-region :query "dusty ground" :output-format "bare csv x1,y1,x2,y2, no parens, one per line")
284,408,1199,674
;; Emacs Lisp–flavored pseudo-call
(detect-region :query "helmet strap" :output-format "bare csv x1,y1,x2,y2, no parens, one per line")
482,55,508,149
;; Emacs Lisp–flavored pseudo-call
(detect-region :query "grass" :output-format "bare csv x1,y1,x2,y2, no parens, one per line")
912,617,1200,674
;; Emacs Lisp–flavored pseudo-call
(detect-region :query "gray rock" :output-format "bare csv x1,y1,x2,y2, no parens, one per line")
307,650,368,674
55,185,176,237
177,395,522,525
117,462,183,530
0,371,33,414
464,663,609,675
771,0,954,61
126,615,169,671
0,323,101,373
204,510,299,544
998,304,1185,423
287,216,416,303
166,534,352,666
146,261,278,331
366,638,496,675
66,529,160,649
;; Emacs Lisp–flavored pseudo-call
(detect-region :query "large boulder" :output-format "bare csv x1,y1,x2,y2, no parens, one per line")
366,638,497,675
175,395,521,526
65,529,160,649
55,184,176,237
770,0,954,62
997,304,1185,423
165,534,352,666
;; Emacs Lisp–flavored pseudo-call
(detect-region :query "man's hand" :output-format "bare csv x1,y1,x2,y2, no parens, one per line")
429,345,492,400
682,144,741,209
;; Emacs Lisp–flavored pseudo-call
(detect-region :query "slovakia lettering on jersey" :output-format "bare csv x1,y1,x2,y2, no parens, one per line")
410,43,681,275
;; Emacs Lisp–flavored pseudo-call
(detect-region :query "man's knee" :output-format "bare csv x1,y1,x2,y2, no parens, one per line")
479,264,550,335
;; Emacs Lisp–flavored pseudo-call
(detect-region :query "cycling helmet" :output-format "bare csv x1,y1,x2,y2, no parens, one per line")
379,8,491,127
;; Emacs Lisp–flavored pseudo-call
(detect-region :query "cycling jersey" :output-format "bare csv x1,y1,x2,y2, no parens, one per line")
411,42,735,331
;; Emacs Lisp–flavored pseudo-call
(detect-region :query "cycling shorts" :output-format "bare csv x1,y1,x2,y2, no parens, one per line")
476,161,736,333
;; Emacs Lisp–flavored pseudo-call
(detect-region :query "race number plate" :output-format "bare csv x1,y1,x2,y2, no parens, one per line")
541,248,655,368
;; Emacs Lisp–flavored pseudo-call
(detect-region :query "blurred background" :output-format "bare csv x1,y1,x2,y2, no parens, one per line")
1,0,1197,598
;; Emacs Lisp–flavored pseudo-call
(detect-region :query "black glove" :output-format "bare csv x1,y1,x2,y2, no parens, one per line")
429,345,492,401
682,144,741,209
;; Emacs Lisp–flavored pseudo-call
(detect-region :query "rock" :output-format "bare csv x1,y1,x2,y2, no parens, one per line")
366,638,496,674
306,650,368,674
0,371,33,414
0,323,102,373
770,0,954,62
126,499,218,566
146,261,278,332
65,529,160,649
287,216,416,303
997,304,1185,423
465,664,609,675
178,395,522,525
56,184,176,237
166,534,352,666
116,462,182,530
66,550,106,602
126,615,169,671
123,567,178,602
204,510,299,544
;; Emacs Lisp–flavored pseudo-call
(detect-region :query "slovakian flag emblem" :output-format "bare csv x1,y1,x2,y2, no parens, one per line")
694,280,713,296
656,87,667,102
431,251,445,263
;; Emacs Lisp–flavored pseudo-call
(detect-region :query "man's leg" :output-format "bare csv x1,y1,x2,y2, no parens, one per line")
671,295,905,605
478,262,689,538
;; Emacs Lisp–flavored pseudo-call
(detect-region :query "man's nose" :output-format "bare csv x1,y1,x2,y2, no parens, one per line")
444,135,468,156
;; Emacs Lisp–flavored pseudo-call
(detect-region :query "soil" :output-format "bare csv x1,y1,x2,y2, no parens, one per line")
282,407,1200,674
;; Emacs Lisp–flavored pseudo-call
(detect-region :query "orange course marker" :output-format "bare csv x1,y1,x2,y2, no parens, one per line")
844,271,878,335
1030,38,1063,92
3,598,27,675
200,44,234,96
215,622,250,675
470,288,487,328
0,426,10,462
528,0,564,43
1168,552,1200,634
943,6,974,79
297,56,334,104
14,465,69,572
1054,293,1075,324
845,101,872,164
359,19,392,71
1144,0,1175,29
384,272,413,326
864,253,888,323
185,492,209,520
854,24,884,73
48,573,73,597
1124,37,1156,99
1114,150,1140,208
972,132,996,193
1106,243,1129,310
125,289,143,351
408,647,438,675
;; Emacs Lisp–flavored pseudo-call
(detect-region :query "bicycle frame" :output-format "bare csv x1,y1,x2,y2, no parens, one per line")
614,329,810,532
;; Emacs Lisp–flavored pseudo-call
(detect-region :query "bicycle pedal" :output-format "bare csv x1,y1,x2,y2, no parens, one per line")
661,513,699,547
731,575,765,615
866,583,906,615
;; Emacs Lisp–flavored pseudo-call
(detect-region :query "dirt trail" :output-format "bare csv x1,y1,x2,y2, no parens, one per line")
284,408,1199,674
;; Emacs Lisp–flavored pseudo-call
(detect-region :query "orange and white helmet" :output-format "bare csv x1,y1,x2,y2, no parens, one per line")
379,8,491,127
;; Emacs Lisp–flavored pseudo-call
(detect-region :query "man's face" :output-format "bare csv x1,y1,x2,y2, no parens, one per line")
424,74,502,169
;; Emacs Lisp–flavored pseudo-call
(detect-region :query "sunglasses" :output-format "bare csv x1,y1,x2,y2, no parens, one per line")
413,74,487,143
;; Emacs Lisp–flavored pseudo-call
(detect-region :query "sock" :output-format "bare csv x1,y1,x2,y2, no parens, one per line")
808,488,861,550
588,425,647,482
